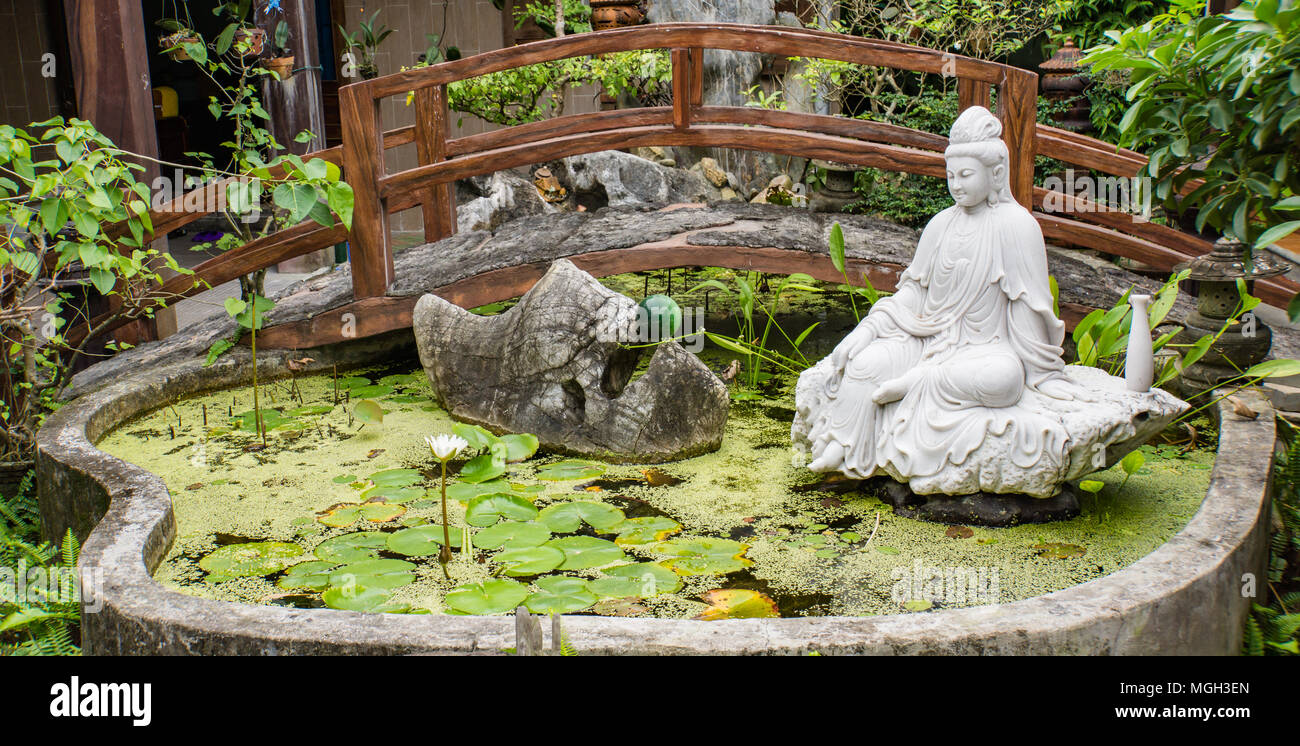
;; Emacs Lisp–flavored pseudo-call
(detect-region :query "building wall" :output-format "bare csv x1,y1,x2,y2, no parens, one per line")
0,0,60,128
339,0,601,233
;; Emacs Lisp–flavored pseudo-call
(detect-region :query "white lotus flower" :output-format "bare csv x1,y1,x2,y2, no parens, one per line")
426,434,468,462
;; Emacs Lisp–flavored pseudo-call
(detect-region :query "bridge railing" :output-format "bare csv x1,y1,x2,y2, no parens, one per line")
339,22,1041,299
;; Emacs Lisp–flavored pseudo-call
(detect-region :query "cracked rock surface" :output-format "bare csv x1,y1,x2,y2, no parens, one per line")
412,259,729,463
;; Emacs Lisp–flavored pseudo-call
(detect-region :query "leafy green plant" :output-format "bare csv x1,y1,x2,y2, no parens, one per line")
1082,0,1300,254
0,528,81,656
1,118,194,461
828,222,889,322
1244,424,1300,655
514,0,592,37
689,272,824,396
339,9,393,80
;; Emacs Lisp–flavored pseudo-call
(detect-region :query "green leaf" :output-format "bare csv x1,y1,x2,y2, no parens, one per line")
314,532,388,563
353,399,384,425
1245,358,1300,379
536,460,606,481
326,558,416,591
653,537,753,576
828,222,846,274
696,589,780,620
1254,221,1300,249
444,579,529,615
613,516,682,545
1120,450,1145,476
1078,479,1105,494
199,541,303,577
322,584,406,613
452,422,499,452
537,501,626,533
495,545,565,576
593,562,682,596
501,433,540,462
524,576,596,614
277,560,335,591
204,338,236,366
386,524,463,556
544,535,627,570
89,268,116,295
465,492,538,527
472,520,551,550
459,451,506,484
327,181,354,231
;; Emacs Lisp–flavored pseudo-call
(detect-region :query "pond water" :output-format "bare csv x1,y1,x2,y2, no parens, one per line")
98,354,1213,620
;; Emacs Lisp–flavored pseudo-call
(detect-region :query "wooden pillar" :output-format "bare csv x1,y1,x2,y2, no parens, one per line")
996,71,1039,209
62,0,171,342
414,85,455,244
671,49,692,129
339,84,392,298
260,0,332,273
957,78,990,112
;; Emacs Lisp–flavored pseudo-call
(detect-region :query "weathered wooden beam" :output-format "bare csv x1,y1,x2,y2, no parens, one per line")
996,70,1039,209
415,85,454,243
339,84,393,298
957,78,990,112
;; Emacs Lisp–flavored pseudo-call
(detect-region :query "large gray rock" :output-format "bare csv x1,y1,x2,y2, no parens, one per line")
555,151,721,207
412,259,729,463
455,170,556,233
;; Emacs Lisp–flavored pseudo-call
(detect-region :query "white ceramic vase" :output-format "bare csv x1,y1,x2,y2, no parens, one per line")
1126,294,1155,392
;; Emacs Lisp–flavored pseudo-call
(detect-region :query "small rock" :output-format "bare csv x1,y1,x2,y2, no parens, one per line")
699,157,729,188
719,187,738,201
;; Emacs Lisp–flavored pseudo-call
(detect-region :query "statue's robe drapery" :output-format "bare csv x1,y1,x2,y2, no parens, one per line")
805,201,1076,483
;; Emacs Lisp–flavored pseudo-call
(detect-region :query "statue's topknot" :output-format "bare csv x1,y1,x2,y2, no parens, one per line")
948,105,1003,145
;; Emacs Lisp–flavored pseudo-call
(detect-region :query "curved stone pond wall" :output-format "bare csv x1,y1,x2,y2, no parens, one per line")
38,335,1275,655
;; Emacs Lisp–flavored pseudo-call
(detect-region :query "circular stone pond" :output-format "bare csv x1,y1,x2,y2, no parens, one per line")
37,324,1276,654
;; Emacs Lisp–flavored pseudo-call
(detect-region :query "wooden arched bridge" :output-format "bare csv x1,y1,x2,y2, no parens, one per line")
95,23,1300,351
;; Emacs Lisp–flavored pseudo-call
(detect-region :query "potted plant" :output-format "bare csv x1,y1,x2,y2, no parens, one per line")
590,0,644,31
339,10,393,80
215,1,266,57
265,20,295,80
156,0,201,63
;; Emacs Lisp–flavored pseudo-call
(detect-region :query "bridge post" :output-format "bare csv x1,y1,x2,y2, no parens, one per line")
340,84,394,299
671,48,694,129
996,70,1039,209
957,79,991,112
415,84,457,244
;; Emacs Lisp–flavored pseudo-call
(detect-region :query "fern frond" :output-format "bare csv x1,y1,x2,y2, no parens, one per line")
1243,616,1264,656
60,530,80,569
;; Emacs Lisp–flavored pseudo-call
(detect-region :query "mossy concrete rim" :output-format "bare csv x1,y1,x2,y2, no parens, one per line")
38,341,1274,655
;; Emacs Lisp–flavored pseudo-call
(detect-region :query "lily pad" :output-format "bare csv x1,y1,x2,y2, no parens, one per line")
331,474,357,484
902,599,934,612
386,525,463,556
696,589,780,620
327,559,416,591
378,373,425,387
495,545,566,576
1033,542,1086,559
316,500,406,528
524,576,596,614
322,583,408,613
360,485,426,504
536,460,606,481
368,468,423,488
353,399,384,425
313,532,388,563
472,521,551,550
614,516,682,545
502,433,540,462
654,537,753,576
545,536,627,570
287,405,334,417
277,560,335,590
538,501,626,533
465,493,539,527
199,542,304,577
452,423,499,452
596,562,682,596
447,479,513,503
350,384,395,398
444,579,529,615
459,452,506,484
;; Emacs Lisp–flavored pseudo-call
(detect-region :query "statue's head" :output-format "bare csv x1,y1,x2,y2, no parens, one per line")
944,106,1014,209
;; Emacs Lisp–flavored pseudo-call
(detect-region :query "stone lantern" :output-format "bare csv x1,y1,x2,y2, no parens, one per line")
1171,237,1291,394
808,159,861,213
1038,39,1091,133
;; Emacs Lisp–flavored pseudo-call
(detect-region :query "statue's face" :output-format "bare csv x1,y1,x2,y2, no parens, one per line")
946,156,995,208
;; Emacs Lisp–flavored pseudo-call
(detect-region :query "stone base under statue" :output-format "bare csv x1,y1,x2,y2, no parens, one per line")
877,479,1079,527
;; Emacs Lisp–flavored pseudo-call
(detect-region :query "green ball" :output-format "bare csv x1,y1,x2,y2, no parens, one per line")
638,294,682,341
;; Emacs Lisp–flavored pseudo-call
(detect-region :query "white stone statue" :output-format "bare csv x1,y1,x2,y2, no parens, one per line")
791,106,1186,499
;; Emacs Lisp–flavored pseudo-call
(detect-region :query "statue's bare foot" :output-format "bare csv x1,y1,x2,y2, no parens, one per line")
808,440,845,472
871,375,911,405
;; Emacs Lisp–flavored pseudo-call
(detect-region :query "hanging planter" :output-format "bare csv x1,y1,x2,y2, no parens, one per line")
159,32,201,61
235,27,267,56
590,1,644,30
265,55,296,79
